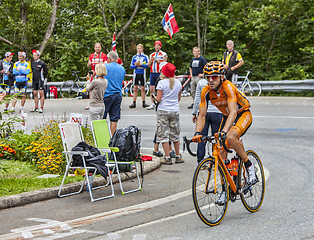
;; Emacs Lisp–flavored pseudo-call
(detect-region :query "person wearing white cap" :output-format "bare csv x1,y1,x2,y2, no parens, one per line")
0,52,15,111
30,50,48,113
12,51,31,113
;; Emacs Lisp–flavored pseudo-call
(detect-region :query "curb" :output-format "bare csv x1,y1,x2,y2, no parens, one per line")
0,155,161,210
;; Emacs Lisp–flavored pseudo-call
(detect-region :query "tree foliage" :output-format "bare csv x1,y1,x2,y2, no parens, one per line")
0,0,313,81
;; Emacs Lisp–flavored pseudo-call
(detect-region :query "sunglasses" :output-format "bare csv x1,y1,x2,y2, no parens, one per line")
206,76,221,81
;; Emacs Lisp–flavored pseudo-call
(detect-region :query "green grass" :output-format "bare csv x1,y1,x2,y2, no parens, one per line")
0,160,84,197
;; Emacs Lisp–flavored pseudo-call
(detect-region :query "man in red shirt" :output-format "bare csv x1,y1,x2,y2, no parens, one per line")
87,43,107,110
87,43,108,81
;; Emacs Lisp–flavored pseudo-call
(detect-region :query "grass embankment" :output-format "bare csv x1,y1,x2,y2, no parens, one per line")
0,160,83,197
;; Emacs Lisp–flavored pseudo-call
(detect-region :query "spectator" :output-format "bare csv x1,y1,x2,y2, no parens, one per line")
12,51,31,114
129,44,149,108
86,63,108,121
87,42,108,110
30,50,48,113
0,52,14,111
103,51,125,134
192,78,222,163
188,47,207,109
146,40,167,110
222,40,244,85
155,63,183,165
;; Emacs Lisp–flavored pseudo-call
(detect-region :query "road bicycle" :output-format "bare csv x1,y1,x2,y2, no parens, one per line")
176,73,191,97
122,74,150,97
59,71,88,99
184,134,265,226
238,70,262,97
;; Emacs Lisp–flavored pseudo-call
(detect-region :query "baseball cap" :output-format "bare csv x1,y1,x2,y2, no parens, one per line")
154,40,162,47
18,51,26,57
32,49,40,56
161,63,176,78
5,52,14,57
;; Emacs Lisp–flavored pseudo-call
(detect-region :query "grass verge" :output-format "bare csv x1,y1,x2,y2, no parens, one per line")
0,160,84,197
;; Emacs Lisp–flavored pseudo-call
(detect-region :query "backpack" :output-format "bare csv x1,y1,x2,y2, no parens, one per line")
71,142,108,179
109,125,141,162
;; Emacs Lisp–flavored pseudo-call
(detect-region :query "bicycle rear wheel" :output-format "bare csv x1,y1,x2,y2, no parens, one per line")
60,80,80,98
192,158,229,226
243,82,262,97
239,150,265,212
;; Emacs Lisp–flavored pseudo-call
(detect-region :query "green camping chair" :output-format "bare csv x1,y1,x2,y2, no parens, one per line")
91,119,142,195
58,122,114,202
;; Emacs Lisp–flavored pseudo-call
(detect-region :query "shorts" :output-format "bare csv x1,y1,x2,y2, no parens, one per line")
14,81,27,94
219,110,252,137
156,109,180,143
149,73,160,86
103,92,122,122
3,79,14,94
134,73,145,86
32,80,45,90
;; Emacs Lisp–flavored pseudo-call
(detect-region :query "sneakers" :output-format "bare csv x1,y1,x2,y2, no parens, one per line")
142,103,150,108
38,108,44,113
169,150,175,159
187,103,194,109
19,108,24,114
10,107,15,113
3,108,8,112
30,108,38,112
129,103,136,108
246,164,257,185
175,154,184,164
146,104,156,110
161,156,172,165
85,106,89,110
215,191,226,206
153,150,163,157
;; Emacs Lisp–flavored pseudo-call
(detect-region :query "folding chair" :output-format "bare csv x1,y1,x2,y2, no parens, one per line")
58,122,114,202
91,119,142,195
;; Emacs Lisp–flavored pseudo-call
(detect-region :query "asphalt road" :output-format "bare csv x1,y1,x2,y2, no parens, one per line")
0,96,313,240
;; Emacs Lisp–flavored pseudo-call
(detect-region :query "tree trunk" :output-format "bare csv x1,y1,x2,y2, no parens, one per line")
39,0,60,54
195,0,201,49
99,0,110,33
116,0,140,40
20,2,28,52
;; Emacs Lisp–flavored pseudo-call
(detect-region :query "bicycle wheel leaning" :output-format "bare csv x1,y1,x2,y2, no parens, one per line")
239,150,265,212
192,158,229,226
59,80,79,98
242,82,262,97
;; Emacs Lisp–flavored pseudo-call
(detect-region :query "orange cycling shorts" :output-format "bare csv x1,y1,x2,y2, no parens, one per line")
218,110,252,137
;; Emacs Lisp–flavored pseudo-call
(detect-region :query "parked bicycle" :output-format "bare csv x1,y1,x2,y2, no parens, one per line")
59,71,89,99
122,74,149,97
238,70,262,97
184,134,265,226
176,73,191,97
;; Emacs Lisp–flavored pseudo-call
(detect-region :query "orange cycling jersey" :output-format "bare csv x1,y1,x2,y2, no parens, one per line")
199,80,250,116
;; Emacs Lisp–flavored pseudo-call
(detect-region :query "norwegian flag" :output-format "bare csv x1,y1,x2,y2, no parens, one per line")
161,4,179,39
112,32,116,51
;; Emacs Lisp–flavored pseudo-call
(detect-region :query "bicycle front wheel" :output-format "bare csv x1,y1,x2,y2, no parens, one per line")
239,150,265,212
243,82,262,97
192,158,229,226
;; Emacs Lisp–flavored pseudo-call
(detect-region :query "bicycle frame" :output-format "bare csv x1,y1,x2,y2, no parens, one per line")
210,136,238,194
238,70,251,91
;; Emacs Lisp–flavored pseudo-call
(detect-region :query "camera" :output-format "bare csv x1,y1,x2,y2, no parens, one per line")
88,71,93,75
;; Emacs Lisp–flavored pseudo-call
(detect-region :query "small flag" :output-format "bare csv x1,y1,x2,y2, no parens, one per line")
112,32,116,51
161,4,179,39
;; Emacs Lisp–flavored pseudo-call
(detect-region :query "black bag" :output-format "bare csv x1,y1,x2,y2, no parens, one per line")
109,125,141,162
71,142,108,179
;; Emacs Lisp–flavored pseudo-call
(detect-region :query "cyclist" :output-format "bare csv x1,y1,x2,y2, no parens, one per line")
192,61,256,205
12,51,31,113
129,44,149,108
0,52,15,111
30,50,48,113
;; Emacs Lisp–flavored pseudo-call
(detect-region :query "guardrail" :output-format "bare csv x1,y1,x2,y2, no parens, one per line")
15,79,314,95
